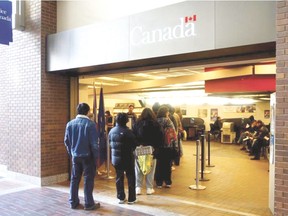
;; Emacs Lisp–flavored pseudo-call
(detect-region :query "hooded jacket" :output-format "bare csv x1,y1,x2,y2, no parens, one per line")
108,124,137,169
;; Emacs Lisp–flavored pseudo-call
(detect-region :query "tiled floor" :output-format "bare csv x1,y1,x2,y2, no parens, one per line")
0,140,272,216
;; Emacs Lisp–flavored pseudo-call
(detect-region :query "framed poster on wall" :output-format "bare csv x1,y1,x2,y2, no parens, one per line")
264,110,270,119
210,108,218,121
198,109,207,118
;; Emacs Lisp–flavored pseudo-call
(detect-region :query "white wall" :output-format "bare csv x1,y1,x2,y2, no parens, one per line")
182,102,270,130
79,86,271,130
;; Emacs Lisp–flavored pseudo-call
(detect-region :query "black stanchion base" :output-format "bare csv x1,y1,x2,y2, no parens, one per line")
199,178,210,181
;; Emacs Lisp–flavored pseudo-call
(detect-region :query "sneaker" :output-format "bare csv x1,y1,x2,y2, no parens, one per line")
171,166,176,171
146,188,155,195
127,199,137,204
136,187,142,195
157,185,162,189
84,202,100,210
118,199,126,204
165,185,171,188
70,202,79,209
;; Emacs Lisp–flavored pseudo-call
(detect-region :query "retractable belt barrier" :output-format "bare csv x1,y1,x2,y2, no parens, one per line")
207,133,215,168
199,135,210,181
189,140,206,190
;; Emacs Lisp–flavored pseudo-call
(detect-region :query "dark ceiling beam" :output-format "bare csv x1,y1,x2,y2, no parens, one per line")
50,42,275,77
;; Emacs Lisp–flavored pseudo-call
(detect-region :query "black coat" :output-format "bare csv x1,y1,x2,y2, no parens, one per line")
132,119,164,158
108,124,137,170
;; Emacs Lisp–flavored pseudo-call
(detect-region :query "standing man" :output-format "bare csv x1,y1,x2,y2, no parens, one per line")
105,110,114,133
64,103,100,210
127,104,137,128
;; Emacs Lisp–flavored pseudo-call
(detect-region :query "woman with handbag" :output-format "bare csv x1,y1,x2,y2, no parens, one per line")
132,108,163,195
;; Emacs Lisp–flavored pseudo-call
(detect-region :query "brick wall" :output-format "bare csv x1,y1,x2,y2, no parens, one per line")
275,1,288,215
0,1,42,176
40,2,70,180
0,1,69,184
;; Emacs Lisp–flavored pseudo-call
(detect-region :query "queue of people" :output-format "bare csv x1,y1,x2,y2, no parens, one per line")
107,103,182,204
64,102,269,211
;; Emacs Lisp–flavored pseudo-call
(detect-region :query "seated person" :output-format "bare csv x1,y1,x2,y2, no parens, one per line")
239,120,257,150
249,121,269,160
213,116,222,131
210,117,222,141
243,120,263,152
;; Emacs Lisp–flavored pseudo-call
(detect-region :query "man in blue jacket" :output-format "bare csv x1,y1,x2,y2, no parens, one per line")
64,103,100,210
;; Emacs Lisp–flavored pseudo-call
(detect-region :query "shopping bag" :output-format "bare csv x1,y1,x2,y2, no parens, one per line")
135,146,154,175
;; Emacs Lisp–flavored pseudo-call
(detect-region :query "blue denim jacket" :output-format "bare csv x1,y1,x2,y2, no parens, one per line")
64,115,99,159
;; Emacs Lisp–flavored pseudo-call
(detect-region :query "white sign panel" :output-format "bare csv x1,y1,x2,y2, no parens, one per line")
129,1,215,59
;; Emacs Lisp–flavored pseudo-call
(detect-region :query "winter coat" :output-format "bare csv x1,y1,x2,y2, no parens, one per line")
108,124,137,169
132,119,164,158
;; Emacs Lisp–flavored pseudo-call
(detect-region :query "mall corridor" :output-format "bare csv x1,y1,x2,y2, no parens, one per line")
0,141,272,216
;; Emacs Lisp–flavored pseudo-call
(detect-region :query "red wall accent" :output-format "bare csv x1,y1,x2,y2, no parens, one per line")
205,75,275,93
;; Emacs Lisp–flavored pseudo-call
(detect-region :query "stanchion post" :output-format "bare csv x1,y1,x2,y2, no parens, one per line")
206,132,215,168
103,136,114,180
199,135,210,181
189,140,206,190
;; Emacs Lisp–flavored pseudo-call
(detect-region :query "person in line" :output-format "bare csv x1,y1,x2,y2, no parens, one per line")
127,104,137,127
105,110,114,133
155,105,177,188
163,104,179,170
64,103,100,211
132,108,163,195
175,107,187,141
109,113,137,204
152,102,161,116
173,107,184,165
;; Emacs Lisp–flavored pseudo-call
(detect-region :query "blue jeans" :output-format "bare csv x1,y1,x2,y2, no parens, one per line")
69,156,96,208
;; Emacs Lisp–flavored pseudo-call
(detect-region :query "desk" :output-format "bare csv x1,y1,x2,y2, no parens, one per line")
184,126,199,140
221,132,236,143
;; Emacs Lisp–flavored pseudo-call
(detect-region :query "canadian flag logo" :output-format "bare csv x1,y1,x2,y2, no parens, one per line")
184,15,197,23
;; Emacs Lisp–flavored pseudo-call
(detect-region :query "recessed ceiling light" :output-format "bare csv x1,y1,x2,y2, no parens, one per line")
97,76,132,83
132,73,166,80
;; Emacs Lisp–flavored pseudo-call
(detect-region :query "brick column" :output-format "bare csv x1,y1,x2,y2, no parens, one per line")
40,1,70,184
275,1,288,215
0,1,69,185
